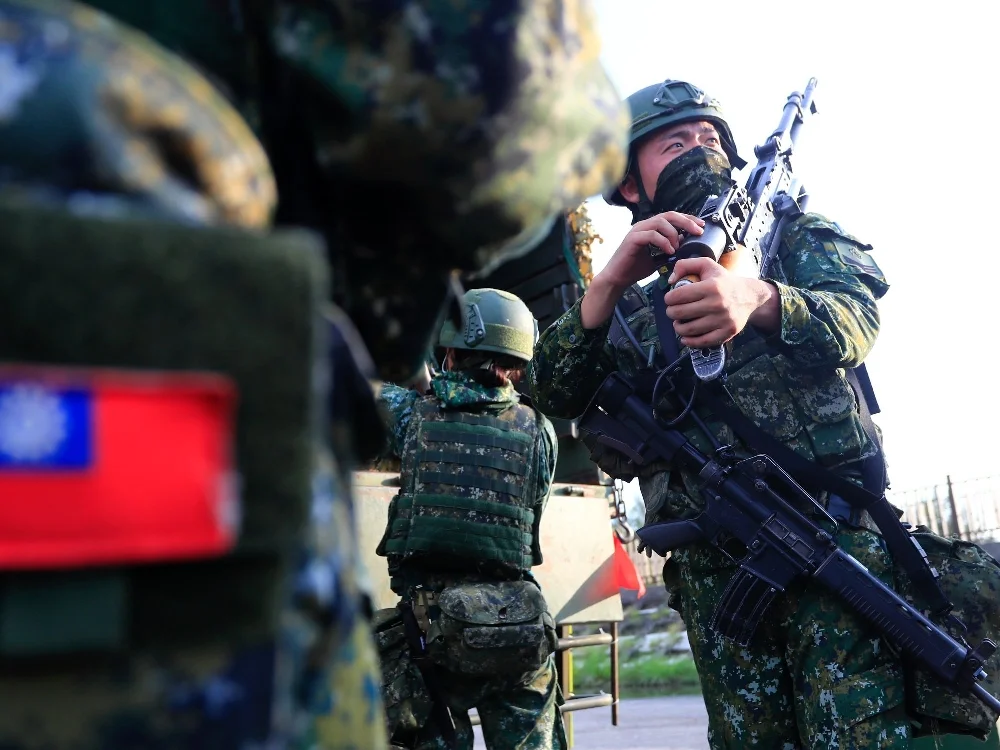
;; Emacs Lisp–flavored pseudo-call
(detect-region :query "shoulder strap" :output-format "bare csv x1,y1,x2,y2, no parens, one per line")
608,282,682,370
698,377,954,617
651,277,682,368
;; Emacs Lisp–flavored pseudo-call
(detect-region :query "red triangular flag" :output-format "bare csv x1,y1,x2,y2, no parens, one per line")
612,533,646,599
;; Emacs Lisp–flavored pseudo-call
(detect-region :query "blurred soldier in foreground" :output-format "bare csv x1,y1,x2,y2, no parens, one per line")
374,289,564,749
0,0,627,747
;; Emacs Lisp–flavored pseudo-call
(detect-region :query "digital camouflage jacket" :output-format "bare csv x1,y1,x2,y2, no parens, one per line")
528,213,889,525
378,371,558,574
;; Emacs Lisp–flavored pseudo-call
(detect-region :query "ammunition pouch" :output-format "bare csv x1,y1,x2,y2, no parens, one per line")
894,529,1000,739
425,581,556,677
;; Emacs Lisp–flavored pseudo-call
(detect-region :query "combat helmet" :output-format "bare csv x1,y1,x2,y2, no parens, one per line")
438,288,538,362
604,79,746,207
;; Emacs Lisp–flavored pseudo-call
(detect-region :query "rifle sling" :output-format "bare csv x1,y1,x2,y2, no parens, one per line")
399,602,457,747
695,375,954,617
652,282,682,368
607,285,950,615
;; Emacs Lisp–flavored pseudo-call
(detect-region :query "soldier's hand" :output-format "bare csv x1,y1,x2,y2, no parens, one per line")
637,539,653,558
581,212,704,330
664,257,778,347
600,212,705,291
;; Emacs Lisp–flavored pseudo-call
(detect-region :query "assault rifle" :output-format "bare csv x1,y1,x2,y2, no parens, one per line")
656,78,819,381
578,371,1000,715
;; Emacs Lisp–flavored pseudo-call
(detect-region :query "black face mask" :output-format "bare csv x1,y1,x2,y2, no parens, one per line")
649,146,734,217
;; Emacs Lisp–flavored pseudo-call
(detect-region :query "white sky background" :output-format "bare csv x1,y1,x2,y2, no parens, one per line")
584,0,999,501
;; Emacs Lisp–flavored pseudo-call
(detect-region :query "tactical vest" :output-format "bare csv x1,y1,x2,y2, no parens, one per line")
379,396,544,573
608,217,881,475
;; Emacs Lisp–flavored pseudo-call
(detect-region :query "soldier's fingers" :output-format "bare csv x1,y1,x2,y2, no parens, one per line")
657,211,706,236
667,257,719,284
630,228,677,255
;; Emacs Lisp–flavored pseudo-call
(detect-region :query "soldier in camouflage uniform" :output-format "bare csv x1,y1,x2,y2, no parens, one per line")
374,288,565,750
528,78,910,748
0,0,627,747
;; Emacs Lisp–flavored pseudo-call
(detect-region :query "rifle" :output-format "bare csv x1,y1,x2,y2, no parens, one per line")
398,600,457,748
578,371,1000,715
654,78,819,381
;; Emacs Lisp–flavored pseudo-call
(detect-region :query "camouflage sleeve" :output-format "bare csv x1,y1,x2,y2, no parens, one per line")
266,0,629,383
536,414,559,503
527,297,617,419
271,0,628,270
375,383,420,458
764,214,889,369
531,411,558,565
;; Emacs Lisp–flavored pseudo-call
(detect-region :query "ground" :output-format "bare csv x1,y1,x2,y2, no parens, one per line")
473,695,710,750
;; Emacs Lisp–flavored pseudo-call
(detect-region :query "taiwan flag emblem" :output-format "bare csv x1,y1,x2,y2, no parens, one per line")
0,383,94,469
0,366,240,570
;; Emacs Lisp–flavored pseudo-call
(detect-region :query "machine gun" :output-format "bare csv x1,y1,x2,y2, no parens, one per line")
656,78,818,381
578,371,1000,715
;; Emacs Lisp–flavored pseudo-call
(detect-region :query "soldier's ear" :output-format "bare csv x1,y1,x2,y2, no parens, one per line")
619,174,640,205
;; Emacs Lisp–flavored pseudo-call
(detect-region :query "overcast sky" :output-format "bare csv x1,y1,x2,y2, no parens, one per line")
584,0,998,498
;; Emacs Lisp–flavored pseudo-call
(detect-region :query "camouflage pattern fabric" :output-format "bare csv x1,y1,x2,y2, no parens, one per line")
529,212,889,520
376,590,566,750
76,0,631,383
378,371,557,495
893,530,1000,738
0,0,276,227
646,145,735,218
379,392,544,570
0,2,386,747
376,372,564,748
377,370,557,589
528,213,907,744
426,580,557,677
0,449,384,750
0,0,625,745
665,530,909,749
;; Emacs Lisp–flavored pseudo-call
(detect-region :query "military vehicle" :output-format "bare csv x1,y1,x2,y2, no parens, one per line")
355,205,634,744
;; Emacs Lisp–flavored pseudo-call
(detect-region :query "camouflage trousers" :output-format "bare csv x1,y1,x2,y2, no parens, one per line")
376,596,566,750
664,528,910,749
383,648,565,750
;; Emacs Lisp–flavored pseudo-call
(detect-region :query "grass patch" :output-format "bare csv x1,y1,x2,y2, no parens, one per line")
572,645,701,694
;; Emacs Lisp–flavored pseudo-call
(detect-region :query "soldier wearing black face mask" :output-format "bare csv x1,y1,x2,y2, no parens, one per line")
528,80,908,749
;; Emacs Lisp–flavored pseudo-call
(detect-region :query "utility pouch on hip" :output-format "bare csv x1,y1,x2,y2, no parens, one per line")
426,580,556,676
893,529,1000,739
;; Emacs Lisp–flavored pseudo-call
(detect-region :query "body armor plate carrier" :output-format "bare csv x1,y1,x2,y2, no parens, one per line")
379,397,544,573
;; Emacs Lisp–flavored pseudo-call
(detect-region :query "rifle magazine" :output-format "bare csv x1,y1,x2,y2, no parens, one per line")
711,566,781,647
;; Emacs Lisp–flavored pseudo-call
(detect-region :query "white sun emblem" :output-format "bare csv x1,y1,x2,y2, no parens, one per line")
0,384,69,463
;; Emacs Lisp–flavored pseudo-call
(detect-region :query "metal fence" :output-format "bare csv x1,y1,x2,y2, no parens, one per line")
624,474,1000,585
889,474,1000,544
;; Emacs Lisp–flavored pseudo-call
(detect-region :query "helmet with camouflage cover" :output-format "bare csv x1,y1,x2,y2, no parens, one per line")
604,79,746,207
438,288,538,362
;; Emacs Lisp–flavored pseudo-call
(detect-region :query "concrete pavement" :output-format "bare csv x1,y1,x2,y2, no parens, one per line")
473,695,709,750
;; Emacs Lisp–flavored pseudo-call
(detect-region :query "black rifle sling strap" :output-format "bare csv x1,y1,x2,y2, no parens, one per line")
399,602,457,747
652,282,682,368
845,364,888,497
697,375,954,617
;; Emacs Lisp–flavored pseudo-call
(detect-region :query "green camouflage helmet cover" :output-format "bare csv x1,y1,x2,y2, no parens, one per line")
438,288,538,362
604,79,747,206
